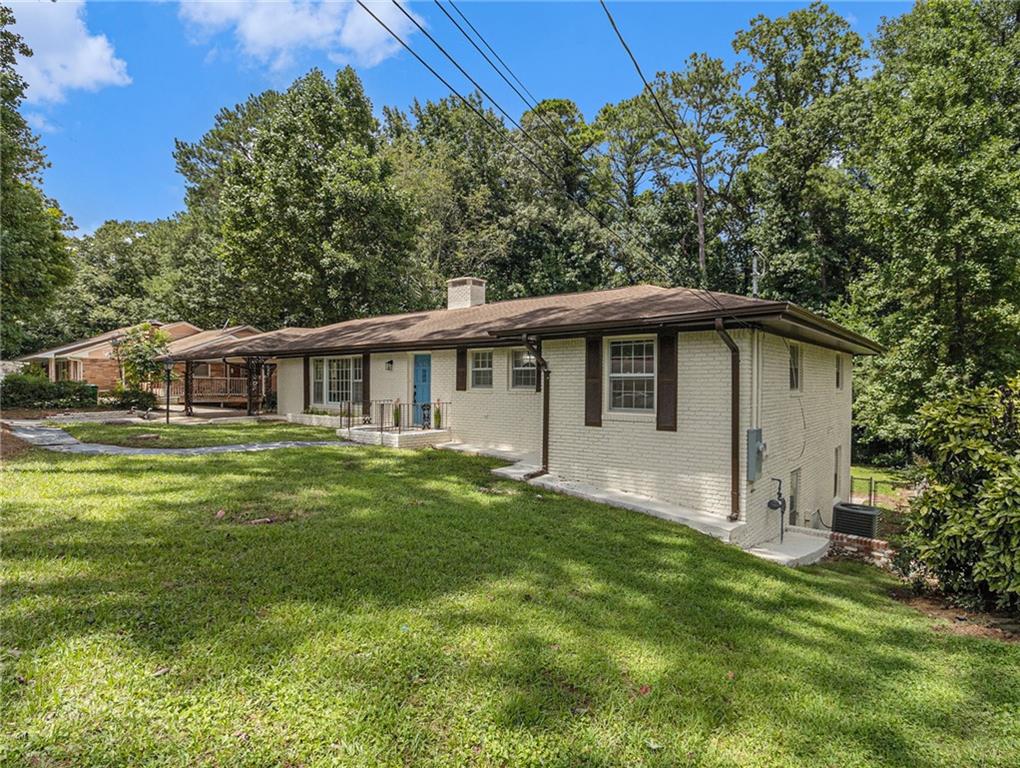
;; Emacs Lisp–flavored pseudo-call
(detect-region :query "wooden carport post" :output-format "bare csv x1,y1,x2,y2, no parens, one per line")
245,358,256,416
245,357,265,416
184,360,194,417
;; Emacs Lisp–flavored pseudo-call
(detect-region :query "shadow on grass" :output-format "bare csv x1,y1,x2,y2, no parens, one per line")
3,446,1019,766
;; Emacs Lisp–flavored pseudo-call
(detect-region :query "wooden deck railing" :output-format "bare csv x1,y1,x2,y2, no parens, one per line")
150,377,251,401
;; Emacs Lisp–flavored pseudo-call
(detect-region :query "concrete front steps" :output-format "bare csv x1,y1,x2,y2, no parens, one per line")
338,425,452,448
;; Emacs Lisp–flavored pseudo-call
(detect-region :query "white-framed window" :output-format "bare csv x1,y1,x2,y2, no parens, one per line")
312,359,325,404
193,362,211,378
835,353,844,390
789,343,802,391
789,468,801,526
608,338,655,412
833,446,842,497
471,350,493,388
510,349,536,390
327,356,363,404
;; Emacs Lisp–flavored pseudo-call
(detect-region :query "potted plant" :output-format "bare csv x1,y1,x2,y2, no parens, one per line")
433,401,442,429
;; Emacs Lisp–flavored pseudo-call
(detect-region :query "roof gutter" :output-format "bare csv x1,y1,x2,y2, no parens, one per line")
714,319,741,522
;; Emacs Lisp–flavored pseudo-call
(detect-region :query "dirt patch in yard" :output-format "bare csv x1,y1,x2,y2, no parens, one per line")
890,588,1020,643
0,425,34,460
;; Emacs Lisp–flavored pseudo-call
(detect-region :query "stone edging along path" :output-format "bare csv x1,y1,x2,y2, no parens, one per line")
4,423,352,457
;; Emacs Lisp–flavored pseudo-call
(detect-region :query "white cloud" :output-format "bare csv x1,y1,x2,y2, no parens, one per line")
11,0,131,103
25,111,58,133
178,1,418,71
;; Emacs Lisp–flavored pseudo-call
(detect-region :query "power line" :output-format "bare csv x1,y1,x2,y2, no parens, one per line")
362,0,758,327
355,0,663,281
435,0,540,114
598,0,701,184
390,0,571,183
598,0,749,320
447,0,542,108
434,0,594,171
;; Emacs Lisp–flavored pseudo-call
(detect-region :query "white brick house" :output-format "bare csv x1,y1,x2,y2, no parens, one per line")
174,278,880,548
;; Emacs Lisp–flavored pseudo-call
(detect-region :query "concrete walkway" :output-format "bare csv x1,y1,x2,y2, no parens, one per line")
5,422,351,457
485,457,831,566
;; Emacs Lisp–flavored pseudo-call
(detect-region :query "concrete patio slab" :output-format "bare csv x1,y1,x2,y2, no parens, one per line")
526,471,745,543
745,530,831,566
437,441,539,465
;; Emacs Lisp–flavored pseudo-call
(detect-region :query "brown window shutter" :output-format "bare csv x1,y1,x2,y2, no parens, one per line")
302,355,310,411
584,335,602,427
456,348,467,391
656,331,678,431
361,352,371,409
535,339,543,393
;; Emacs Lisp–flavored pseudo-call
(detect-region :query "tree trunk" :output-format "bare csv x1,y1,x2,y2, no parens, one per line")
949,243,967,373
695,151,707,286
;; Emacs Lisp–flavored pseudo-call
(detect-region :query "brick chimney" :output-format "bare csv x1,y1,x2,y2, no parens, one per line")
447,277,487,309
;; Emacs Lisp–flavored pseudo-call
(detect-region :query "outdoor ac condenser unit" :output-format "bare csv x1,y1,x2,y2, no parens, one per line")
831,502,880,539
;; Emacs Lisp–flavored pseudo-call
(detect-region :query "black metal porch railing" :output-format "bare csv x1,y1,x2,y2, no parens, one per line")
332,400,452,433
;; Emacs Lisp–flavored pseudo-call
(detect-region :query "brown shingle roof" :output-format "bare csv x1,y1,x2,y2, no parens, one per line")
167,325,262,354
165,285,880,360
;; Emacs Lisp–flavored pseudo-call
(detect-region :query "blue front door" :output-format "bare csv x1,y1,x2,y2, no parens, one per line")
413,355,431,426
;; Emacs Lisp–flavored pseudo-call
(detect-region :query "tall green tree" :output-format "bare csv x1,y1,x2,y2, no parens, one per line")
218,68,417,328
657,54,748,285
382,94,514,304
734,1,865,307
847,0,1020,449
0,7,72,356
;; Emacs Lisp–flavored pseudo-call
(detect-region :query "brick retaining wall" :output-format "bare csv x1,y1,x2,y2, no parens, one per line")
828,532,895,569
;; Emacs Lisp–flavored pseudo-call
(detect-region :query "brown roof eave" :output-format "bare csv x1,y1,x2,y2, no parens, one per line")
487,302,788,339
160,335,524,362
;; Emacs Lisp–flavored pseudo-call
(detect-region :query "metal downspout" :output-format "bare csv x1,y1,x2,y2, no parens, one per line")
715,319,741,522
522,335,550,475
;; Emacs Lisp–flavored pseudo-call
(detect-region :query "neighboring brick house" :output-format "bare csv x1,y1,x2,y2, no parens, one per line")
17,322,266,405
166,279,881,548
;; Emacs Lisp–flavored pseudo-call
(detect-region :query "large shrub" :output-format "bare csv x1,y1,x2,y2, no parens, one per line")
906,376,1020,610
0,372,98,409
100,384,156,411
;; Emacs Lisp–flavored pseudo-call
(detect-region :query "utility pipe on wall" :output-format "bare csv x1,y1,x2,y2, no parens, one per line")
714,319,741,522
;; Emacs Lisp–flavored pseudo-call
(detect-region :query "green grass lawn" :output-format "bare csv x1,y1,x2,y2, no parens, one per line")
851,465,911,485
58,420,343,448
3,446,1017,767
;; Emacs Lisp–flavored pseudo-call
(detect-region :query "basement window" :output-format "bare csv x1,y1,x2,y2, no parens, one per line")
471,351,493,389
608,339,655,411
789,469,801,526
789,343,802,391
834,446,842,497
510,349,537,390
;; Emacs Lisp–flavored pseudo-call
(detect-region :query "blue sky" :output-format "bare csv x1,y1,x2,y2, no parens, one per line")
13,1,908,235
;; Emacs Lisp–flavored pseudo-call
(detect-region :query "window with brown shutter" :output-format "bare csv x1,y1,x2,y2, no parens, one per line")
584,336,602,427
656,332,677,431
456,347,467,391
